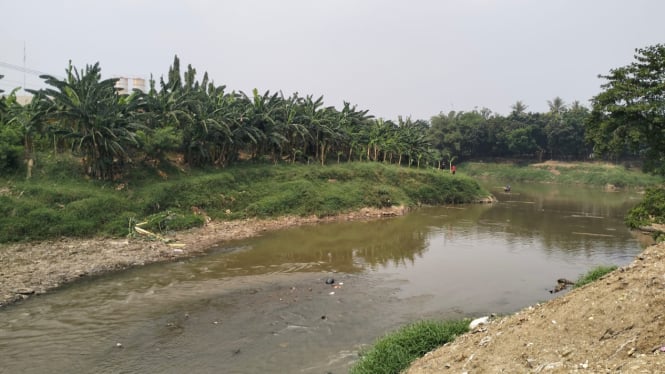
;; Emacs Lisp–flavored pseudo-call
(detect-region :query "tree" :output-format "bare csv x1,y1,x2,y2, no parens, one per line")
586,44,665,173
510,101,528,117
35,62,142,180
547,96,567,117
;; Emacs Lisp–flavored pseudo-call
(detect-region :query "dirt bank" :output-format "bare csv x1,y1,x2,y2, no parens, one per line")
0,206,407,308
406,242,665,373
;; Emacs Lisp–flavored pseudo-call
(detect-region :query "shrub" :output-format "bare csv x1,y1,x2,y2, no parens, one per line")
141,210,206,233
625,187,665,230
0,124,22,174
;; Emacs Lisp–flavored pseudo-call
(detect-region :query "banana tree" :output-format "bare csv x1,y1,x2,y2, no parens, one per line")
37,62,142,180
338,101,373,162
275,93,310,164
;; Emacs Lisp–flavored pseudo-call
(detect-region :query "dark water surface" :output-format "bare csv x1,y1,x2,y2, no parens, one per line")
0,183,647,373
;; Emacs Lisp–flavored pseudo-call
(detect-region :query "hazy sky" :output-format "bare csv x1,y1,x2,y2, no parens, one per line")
1,0,663,120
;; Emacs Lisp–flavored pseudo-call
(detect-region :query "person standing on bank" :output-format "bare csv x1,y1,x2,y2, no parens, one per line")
451,165,456,175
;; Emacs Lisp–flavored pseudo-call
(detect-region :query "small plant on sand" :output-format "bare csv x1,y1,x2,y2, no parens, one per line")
350,319,469,374
573,265,617,289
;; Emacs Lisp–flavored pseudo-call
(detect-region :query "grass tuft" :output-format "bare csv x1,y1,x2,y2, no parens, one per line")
350,319,469,374
573,265,617,289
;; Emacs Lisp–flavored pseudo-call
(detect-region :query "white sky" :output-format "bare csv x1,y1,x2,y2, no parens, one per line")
1,0,663,120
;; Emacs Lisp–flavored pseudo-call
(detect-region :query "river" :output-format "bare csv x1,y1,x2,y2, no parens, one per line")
0,183,648,373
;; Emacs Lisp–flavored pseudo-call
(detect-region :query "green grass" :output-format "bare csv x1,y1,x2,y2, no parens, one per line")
461,161,664,187
350,319,469,374
0,159,488,243
573,265,618,289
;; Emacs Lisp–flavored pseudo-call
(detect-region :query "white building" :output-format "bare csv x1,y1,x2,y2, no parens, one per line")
114,77,146,94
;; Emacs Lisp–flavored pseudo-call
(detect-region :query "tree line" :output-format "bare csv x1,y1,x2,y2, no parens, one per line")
1,45,663,181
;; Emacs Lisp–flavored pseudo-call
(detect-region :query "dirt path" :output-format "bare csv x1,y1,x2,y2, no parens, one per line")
406,242,665,373
0,206,407,308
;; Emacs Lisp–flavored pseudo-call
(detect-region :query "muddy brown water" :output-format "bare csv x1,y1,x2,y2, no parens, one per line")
0,183,647,373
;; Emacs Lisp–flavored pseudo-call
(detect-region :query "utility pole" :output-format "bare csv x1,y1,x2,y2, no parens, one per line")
23,41,26,94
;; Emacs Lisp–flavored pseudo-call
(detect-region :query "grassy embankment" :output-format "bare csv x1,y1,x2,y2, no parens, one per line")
0,157,487,243
461,161,664,187
350,265,619,374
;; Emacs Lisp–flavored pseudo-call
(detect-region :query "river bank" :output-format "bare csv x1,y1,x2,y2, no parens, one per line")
406,241,665,373
0,205,408,308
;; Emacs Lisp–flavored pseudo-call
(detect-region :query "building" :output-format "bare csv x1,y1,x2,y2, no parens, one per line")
114,76,146,94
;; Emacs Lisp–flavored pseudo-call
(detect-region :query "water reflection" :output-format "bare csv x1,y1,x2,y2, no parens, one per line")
216,183,641,273
205,216,434,274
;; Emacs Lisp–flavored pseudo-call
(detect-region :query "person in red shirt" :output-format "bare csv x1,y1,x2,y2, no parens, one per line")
451,165,456,175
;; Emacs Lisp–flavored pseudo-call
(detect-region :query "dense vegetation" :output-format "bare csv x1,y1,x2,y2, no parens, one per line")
0,55,614,185
0,51,660,182
586,45,665,175
0,160,485,243
1,44,664,241
349,319,469,374
585,44,665,235
429,98,591,163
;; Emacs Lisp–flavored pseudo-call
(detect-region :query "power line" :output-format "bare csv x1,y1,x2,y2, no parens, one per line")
0,77,47,92
0,60,61,79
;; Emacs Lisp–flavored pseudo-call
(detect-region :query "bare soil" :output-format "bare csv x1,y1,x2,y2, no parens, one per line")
0,206,407,308
407,242,665,373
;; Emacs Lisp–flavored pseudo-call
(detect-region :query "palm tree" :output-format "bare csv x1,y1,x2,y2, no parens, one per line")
547,97,567,117
510,101,528,117
36,62,142,180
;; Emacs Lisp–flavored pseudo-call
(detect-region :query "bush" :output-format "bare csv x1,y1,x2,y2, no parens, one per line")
350,319,469,374
625,187,665,230
141,210,206,233
0,124,22,174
